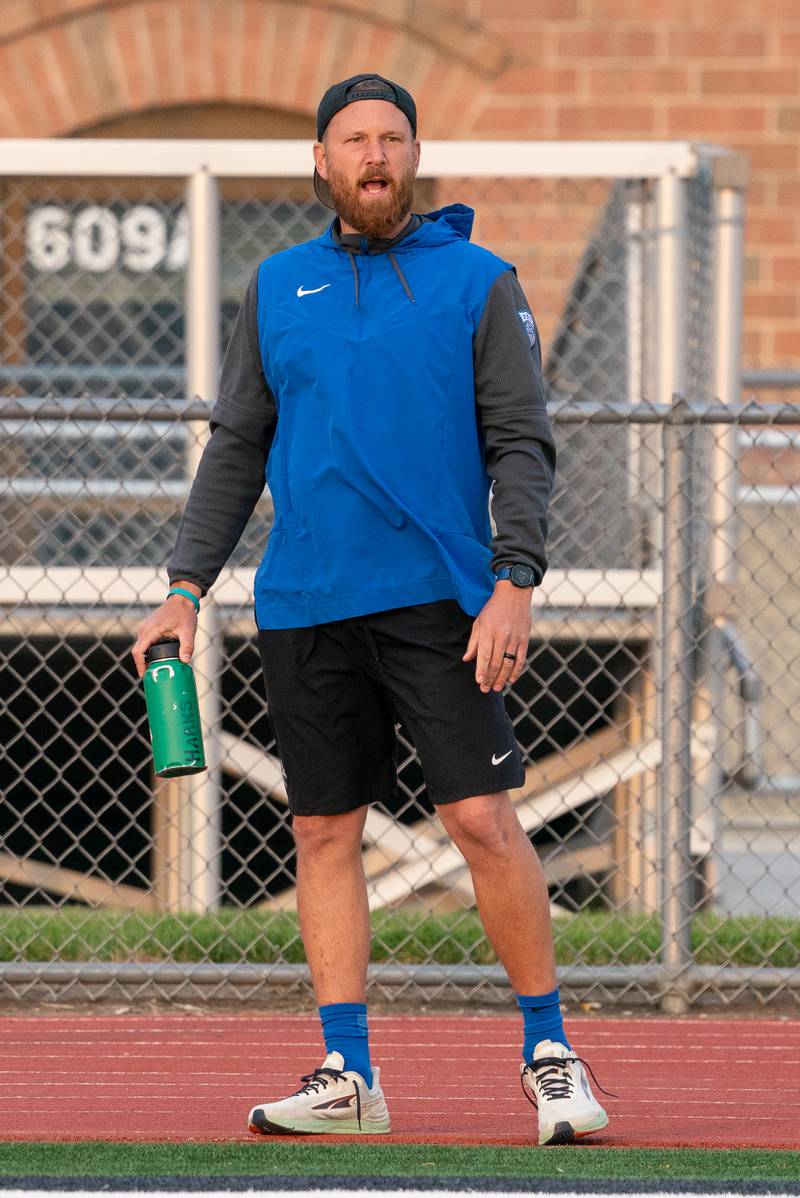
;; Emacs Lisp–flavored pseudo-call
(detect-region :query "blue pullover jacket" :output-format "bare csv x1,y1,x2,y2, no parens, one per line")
255,206,521,628
168,205,556,629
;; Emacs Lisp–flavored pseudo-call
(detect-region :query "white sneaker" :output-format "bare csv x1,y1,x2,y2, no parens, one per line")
521,1039,609,1146
247,1051,391,1135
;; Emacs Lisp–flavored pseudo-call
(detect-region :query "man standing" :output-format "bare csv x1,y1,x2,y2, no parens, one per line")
132,74,608,1146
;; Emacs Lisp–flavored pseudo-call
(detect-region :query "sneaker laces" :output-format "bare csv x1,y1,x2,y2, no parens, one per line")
293,1065,363,1130
293,1066,345,1097
521,1053,618,1109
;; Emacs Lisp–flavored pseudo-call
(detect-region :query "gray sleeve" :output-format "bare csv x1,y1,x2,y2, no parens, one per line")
473,269,556,584
166,271,277,594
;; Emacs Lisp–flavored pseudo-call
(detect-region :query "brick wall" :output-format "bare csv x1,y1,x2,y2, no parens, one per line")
0,0,797,369
476,0,799,368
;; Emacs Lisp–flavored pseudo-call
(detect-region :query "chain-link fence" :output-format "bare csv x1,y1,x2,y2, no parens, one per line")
3,392,799,1009
5,139,794,1012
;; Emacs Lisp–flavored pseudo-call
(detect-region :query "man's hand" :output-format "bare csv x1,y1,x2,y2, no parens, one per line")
131,585,200,679
462,580,532,692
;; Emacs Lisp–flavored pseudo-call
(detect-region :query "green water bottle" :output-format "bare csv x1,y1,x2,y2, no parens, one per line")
143,639,207,777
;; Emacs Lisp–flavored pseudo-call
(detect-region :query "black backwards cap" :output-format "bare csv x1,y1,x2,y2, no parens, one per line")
314,73,417,210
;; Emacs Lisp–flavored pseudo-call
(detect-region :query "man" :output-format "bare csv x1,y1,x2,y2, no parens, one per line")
132,74,609,1146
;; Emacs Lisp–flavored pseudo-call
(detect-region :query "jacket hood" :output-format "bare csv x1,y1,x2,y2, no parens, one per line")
417,204,475,244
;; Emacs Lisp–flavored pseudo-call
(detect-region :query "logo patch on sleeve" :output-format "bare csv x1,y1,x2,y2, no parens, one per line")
518,310,537,346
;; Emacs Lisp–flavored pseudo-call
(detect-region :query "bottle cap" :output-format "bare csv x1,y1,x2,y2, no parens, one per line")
144,639,181,664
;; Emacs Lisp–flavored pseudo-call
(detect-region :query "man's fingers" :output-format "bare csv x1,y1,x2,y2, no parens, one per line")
492,644,526,691
484,639,512,691
131,606,197,679
462,621,479,663
509,643,528,685
131,643,145,679
476,633,496,691
131,630,157,679
132,627,170,678
178,624,196,664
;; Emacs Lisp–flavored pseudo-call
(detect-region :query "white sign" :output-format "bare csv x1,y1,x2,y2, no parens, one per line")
26,204,188,273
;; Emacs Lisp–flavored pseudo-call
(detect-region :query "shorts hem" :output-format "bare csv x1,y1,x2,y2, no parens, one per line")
429,768,525,807
288,789,395,818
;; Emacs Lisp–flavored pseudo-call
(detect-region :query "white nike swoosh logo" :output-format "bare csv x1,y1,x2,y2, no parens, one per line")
492,750,513,765
297,284,331,297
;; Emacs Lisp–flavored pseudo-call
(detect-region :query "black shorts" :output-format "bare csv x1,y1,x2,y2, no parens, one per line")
258,600,525,817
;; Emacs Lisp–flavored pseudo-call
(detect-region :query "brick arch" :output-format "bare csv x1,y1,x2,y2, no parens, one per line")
0,0,507,138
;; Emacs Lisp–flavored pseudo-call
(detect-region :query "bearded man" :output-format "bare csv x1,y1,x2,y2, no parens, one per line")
132,74,609,1146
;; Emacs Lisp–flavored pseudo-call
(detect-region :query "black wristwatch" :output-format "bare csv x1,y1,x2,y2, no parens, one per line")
494,564,536,588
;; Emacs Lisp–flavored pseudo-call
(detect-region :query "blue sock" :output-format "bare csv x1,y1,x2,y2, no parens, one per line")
516,987,570,1062
319,1002,373,1088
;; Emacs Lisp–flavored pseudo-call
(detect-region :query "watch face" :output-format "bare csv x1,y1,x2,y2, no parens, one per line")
510,564,536,587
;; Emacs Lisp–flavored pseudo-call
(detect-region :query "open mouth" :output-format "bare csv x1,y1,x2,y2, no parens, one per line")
361,177,389,194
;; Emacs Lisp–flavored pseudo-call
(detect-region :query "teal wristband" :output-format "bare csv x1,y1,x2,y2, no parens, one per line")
167,587,200,612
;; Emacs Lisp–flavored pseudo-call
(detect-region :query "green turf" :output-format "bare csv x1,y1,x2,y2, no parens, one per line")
1,1144,799,1181
1,906,799,967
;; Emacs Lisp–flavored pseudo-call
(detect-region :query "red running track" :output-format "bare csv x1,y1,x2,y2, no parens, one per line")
0,1014,797,1149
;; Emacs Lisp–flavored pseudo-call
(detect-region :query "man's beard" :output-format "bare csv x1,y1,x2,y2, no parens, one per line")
325,160,416,239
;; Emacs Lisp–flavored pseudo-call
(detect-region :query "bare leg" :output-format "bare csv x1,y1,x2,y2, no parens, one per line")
293,806,371,1004
436,792,556,994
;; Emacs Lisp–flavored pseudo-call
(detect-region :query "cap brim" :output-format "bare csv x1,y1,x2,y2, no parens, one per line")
313,168,335,210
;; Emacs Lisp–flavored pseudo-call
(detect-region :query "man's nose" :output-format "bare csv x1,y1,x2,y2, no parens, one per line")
363,138,388,163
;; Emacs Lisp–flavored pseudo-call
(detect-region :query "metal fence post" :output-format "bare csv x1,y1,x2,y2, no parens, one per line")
184,168,222,913
658,400,695,1014
710,179,746,585
704,174,748,910
655,173,687,410
654,172,694,1009
625,182,657,567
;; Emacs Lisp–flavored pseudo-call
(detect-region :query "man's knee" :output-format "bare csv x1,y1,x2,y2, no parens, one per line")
292,808,366,858
438,792,519,859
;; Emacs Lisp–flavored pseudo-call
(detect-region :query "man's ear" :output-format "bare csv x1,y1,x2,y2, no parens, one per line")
412,139,421,172
313,140,328,181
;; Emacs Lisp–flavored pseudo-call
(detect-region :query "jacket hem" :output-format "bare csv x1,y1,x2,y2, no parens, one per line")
257,576,464,629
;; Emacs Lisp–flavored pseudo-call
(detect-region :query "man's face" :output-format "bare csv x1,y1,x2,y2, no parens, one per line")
313,100,420,238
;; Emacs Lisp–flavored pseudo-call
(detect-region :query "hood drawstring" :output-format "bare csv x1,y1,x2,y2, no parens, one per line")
388,252,417,305
348,252,360,308
341,244,416,308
